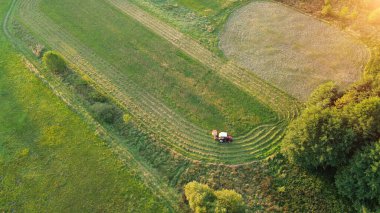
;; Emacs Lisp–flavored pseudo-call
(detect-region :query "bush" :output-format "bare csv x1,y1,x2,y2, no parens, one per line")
184,181,246,213
368,8,380,24
282,106,356,169
306,82,340,108
184,181,216,213
32,44,45,58
90,102,120,124
42,51,67,74
365,48,380,76
321,4,333,17
335,140,380,210
349,97,380,142
335,77,376,108
348,10,359,20
339,6,350,19
123,113,132,124
214,189,245,213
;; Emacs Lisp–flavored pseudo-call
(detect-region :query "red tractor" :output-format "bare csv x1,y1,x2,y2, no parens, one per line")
211,130,233,143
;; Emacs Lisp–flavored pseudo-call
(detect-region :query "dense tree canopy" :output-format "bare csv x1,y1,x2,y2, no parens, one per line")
282,105,355,169
335,140,380,209
336,76,380,107
349,97,380,142
282,77,380,210
306,82,340,108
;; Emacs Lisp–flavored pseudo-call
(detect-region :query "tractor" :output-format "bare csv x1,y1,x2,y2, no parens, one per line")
211,130,233,143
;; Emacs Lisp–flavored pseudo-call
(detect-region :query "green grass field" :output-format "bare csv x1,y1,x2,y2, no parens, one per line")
0,1,172,211
4,0,300,164
39,0,275,135
1,0,362,211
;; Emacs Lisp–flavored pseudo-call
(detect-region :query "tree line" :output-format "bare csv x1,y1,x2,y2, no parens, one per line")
282,76,380,210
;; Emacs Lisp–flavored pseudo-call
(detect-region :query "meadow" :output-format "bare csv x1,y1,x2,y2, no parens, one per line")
126,0,369,100
5,0,301,164
0,1,171,211
39,0,276,136
1,0,362,211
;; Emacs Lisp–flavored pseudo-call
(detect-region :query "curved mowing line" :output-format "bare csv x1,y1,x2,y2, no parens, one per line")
9,0,301,164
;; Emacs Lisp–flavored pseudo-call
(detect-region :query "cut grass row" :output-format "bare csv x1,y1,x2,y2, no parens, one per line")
9,0,297,164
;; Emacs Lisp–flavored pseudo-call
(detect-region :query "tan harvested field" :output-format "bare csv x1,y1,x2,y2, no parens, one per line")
220,1,369,100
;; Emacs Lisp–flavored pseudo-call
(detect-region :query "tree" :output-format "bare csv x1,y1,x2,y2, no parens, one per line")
349,97,380,143
282,106,356,169
184,181,216,213
335,140,380,210
214,189,245,213
184,182,246,213
90,102,120,124
42,51,67,74
335,76,377,108
306,82,340,108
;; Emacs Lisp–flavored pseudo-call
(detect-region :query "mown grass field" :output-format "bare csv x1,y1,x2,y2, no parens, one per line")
220,1,369,100
39,0,275,135
4,0,301,164
1,0,361,211
129,0,369,101
0,1,170,211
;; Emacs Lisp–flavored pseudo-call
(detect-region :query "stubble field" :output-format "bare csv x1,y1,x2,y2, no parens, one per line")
220,1,369,100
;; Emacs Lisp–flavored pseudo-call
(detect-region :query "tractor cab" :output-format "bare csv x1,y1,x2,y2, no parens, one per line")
211,130,233,143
